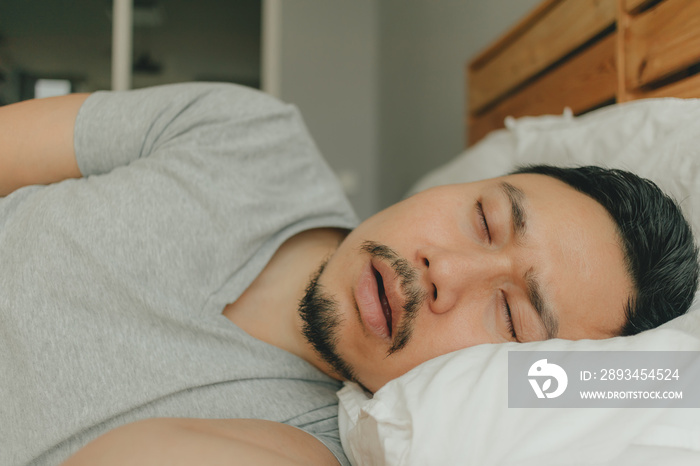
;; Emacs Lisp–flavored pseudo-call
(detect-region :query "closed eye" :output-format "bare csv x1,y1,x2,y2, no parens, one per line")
500,290,518,341
476,200,491,243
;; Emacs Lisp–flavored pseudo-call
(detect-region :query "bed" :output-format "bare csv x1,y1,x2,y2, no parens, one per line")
338,1,700,465
467,0,700,145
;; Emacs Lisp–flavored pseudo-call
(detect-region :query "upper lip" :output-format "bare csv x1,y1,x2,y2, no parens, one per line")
370,257,405,337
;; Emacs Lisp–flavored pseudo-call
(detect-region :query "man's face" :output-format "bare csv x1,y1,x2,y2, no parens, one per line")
301,174,633,393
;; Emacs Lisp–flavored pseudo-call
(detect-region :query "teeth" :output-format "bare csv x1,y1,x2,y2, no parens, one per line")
374,268,393,337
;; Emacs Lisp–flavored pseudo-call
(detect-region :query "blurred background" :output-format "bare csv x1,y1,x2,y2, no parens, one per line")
0,0,540,219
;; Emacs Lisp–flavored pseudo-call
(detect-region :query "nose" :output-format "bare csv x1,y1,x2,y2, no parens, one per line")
418,246,512,314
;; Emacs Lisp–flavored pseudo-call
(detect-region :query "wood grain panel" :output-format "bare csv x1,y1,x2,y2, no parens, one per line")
469,0,616,113
624,0,655,13
625,0,700,89
469,34,617,145
638,73,700,99
471,0,562,68
616,0,631,102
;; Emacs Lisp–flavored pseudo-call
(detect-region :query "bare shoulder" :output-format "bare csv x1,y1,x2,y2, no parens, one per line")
61,418,341,466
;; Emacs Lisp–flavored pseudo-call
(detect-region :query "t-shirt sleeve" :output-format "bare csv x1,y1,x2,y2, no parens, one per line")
314,431,351,466
286,403,351,466
74,82,302,177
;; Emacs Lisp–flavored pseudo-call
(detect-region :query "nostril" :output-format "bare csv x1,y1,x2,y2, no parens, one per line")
424,258,430,267
433,285,437,300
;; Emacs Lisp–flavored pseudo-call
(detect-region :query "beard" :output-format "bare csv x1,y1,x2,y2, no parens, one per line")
298,260,360,384
298,241,427,386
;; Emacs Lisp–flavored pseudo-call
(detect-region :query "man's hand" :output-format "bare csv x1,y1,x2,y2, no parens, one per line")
61,417,341,466
0,93,88,196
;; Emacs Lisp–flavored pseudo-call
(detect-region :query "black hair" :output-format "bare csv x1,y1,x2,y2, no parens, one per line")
511,165,699,336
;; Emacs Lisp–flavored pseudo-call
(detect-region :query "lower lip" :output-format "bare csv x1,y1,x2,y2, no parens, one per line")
355,261,391,340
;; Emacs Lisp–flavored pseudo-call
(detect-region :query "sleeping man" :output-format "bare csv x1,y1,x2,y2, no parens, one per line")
1,83,697,466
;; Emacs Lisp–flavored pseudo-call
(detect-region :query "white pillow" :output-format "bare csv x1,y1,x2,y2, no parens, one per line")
408,98,700,235
340,99,700,466
338,295,700,466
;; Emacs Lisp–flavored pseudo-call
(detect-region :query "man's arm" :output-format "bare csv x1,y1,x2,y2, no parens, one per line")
61,418,341,466
0,93,88,196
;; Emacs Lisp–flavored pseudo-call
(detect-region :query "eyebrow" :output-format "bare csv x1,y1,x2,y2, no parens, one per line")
500,182,527,241
525,269,559,339
499,181,559,339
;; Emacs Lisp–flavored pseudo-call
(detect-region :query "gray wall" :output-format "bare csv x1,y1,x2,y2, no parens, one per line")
376,0,541,207
275,0,379,220
275,0,542,217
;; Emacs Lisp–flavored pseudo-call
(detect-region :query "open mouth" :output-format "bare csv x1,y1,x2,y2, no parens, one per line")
373,266,393,337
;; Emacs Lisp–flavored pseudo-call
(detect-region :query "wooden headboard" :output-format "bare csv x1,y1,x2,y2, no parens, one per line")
467,0,700,145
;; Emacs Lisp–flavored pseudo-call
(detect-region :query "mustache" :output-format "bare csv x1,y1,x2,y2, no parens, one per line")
360,241,427,355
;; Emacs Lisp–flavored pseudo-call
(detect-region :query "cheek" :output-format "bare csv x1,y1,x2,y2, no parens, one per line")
374,314,488,381
415,312,490,353
358,191,461,244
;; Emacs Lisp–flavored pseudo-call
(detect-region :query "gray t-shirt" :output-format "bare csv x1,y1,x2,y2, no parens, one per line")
0,83,358,465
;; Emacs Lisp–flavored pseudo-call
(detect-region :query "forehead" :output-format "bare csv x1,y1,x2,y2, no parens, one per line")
498,173,633,338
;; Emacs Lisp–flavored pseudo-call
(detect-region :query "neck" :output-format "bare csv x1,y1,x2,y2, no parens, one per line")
223,228,347,378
